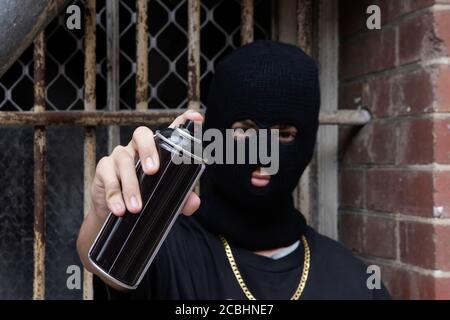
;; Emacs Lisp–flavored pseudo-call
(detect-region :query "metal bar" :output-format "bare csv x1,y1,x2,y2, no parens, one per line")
273,0,297,44
136,0,148,111
270,0,279,41
106,0,120,152
297,0,313,55
319,109,371,125
32,32,46,301
188,0,201,195
241,0,254,45
187,0,200,111
0,110,371,126
82,0,96,301
85,0,96,113
296,0,314,223
0,110,186,126
317,0,339,239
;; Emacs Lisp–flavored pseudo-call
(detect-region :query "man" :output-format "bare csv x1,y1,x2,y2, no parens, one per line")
77,40,391,299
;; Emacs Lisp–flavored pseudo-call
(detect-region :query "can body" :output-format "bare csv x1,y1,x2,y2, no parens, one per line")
89,126,204,289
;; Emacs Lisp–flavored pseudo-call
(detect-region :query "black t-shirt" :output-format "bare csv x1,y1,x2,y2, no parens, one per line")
100,215,391,300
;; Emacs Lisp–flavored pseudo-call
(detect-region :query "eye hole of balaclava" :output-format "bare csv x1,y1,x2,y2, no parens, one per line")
232,120,298,145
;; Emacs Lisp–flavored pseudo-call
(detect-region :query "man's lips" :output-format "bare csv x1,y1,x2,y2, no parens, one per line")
251,169,271,187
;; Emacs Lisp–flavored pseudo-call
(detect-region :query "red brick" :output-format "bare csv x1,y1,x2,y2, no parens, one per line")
436,65,450,112
435,225,450,270
435,119,450,164
406,0,436,12
400,221,435,269
400,221,450,270
362,75,393,118
340,27,396,79
340,0,422,38
377,0,405,24
339,212,364,253
338,126,360,161
339,81,363,110
366,170,434,216
364,215,397,259
433,9,450,52
391,68,434,115
434,171,450,218
339,0,372,39
399,12,433,65
397,119,434,165
341,121,397,165
339,169,364,208
435,277,450,300
378,264,406,299
380,264,450,299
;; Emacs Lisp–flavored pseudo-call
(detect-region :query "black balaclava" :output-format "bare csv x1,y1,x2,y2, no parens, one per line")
194,40,320,251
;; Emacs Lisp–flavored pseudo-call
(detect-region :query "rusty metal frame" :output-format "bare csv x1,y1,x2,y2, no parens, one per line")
0,0,372,300
83,0,96,301
0,109,371,127
297,0,313,55
241,0,254,45
106,0,120,153
187,0,200,111
136,0,149,111
32,31,46,301
296,0,314,224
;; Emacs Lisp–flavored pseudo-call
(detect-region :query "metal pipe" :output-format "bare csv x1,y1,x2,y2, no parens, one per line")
319,109,371,125
32,32,47,301
83,0,96,301
136,0,149,111
241,0,254,45
187,0,200,111
0,0,72,77
0,110,371,126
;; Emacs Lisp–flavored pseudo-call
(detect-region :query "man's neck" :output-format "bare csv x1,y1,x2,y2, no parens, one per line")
253,247,285,258
253,240,300,258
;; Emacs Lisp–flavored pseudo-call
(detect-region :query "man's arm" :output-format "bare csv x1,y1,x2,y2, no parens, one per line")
76,110,203,293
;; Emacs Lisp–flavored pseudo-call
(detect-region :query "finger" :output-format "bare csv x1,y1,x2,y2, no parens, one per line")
112,146,142,214
169,110,204,129
129,126,159,175
94,157,126,217
180,192,201,216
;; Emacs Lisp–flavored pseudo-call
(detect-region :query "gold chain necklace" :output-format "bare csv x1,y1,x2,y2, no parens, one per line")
219,235,310,300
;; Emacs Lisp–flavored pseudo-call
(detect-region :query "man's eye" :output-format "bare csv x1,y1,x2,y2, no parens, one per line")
279,131,296,142
233,128,256,139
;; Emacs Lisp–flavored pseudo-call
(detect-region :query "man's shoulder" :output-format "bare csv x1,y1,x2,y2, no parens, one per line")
305,226,390,299
306,226,367,271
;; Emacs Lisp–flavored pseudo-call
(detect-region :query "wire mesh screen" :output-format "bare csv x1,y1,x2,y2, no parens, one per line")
0,0,270,112
0,0,271,299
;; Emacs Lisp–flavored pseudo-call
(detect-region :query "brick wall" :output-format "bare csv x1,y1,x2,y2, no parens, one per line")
338,0,450,299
